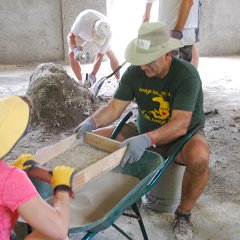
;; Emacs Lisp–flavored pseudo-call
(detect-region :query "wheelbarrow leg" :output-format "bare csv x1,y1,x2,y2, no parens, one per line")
112,224,134,240
81,231,97,240
131,203,149,240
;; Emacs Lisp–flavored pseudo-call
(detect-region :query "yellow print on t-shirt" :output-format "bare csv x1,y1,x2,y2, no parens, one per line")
140,89,171,123
139,88,170,97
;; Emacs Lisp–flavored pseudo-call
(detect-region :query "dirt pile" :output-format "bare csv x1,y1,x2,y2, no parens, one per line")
26,63,101,129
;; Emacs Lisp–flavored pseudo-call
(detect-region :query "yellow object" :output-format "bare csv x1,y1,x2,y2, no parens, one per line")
51,166,75,191
0,96,30,159
12,153,35,171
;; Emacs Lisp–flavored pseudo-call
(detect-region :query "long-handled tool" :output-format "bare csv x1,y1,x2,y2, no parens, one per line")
90,60,127,97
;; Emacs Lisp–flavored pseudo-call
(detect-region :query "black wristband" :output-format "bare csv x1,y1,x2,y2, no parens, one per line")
23,160,38,172
170,30,183,40
54,185,71,194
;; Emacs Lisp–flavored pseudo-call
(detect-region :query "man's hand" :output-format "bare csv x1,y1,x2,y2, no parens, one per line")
74,117,96,139
12,153,38,172
51,166,75,194
120,134,152,167
73,47,83,61
170,30,183,57
170,30,183,40
84,73,96,88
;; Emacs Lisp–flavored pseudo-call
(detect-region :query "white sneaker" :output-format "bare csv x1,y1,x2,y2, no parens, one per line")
173,209,193,240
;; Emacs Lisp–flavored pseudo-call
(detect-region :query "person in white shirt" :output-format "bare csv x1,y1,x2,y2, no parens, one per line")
67,9,120,86
143,0,199,67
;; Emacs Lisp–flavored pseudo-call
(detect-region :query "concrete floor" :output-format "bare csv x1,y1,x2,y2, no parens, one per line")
1,56,240,240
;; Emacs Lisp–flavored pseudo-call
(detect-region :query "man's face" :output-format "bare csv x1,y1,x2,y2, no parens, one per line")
140,54,170,78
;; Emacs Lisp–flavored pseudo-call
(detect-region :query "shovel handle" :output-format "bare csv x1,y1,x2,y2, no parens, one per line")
28,165,52,183
106,60,127,79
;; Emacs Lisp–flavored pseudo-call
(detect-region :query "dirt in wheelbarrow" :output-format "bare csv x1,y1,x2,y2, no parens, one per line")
0,57,240,239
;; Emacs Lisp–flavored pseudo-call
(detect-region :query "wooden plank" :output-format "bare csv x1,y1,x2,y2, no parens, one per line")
83,132,121,153
72,146,127,191
35,132,121,165
35,134,78,165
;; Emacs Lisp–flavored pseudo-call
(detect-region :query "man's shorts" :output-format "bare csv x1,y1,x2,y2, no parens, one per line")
179,45,193,62
195,0,203,43
120,121,206,160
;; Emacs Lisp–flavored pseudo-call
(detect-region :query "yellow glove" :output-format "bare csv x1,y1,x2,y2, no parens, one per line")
12,153,38,172
51,166,75,193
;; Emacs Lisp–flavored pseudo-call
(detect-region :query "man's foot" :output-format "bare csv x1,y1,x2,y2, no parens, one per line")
173,208,193,240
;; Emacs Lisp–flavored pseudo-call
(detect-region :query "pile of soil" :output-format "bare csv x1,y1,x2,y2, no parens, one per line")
26,62,103,129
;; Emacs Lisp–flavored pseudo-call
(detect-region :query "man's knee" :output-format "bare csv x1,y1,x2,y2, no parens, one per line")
186,141,209,174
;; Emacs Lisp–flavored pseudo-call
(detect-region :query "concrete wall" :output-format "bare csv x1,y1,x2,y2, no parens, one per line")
199,0,240,56
0,0,239,64
0,0,106,64
0,0,64,64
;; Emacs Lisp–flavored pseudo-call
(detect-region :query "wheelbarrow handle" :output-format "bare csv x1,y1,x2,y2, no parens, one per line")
110,111,133,139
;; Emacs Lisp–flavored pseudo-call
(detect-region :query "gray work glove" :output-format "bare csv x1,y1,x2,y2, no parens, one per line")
74,117,96,139
120,134,152,167
170,30,183,58
84,73,97,88
73,47,83,61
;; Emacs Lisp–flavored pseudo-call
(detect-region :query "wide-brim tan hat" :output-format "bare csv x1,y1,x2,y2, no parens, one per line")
0,96,30,159
125,22,183,65
93,19,111,46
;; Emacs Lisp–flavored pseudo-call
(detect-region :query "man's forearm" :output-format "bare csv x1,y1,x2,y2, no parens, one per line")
69,32,77,49
143,2,153,22
174,0,194,31
91,53,103,75
92,99,130,128
148,110,192,145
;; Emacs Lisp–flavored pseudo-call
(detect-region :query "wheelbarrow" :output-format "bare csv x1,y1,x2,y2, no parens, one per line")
22,112,201,240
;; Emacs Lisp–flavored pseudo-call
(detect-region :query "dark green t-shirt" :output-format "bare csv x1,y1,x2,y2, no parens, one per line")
114,57,205,134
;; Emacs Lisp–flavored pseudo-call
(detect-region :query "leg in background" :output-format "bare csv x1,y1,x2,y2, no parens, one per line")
191,43,199,69
106,50,120,79
69,52,82,81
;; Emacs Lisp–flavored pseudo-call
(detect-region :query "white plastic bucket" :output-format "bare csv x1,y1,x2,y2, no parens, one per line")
143,162,185,213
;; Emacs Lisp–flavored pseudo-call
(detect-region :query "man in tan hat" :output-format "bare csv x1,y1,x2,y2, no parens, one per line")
0,95,75,239
67,9,120,86
74,22,209,240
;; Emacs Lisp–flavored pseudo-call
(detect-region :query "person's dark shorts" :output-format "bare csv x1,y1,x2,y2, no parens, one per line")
120,121,206,160
195,0,203,43
179,45,193,62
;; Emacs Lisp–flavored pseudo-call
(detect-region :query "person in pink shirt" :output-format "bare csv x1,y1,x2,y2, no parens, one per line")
0,95,75,240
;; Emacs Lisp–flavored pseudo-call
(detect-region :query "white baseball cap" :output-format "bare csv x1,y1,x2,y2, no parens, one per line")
93,19,111,45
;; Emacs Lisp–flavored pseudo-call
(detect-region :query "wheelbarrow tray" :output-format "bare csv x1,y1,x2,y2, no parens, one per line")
33,149,164,234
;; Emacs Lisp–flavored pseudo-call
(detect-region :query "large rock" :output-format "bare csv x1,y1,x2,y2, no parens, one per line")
26,62,102,129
